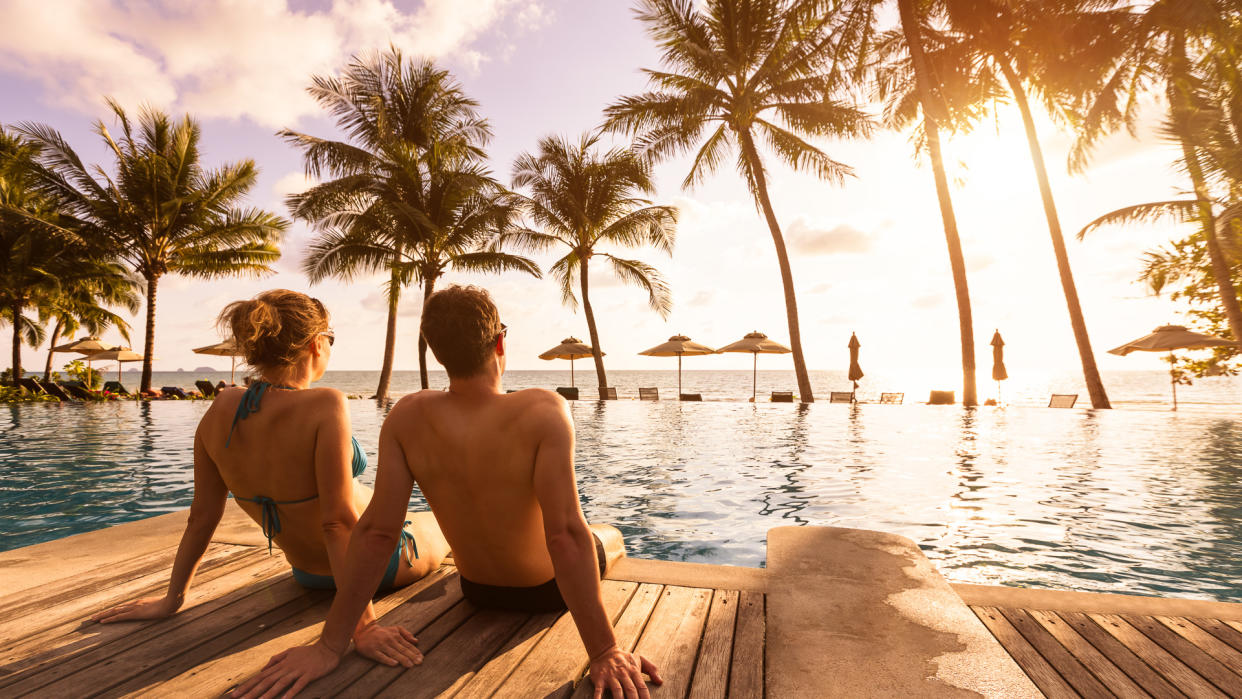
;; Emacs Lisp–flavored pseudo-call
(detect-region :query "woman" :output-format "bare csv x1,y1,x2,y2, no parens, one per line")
91,290,448,666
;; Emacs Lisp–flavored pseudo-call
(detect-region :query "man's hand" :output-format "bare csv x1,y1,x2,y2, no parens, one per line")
589,646,663,699
90,596,179,624
353,623,423,667
231,642,341,699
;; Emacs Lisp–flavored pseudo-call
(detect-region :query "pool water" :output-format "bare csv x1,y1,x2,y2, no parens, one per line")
3,399,1241,602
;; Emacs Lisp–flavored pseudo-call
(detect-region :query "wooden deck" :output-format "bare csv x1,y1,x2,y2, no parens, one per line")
3,511,1241,697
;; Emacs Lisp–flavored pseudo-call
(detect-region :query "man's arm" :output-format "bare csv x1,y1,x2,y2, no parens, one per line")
531,394,662,699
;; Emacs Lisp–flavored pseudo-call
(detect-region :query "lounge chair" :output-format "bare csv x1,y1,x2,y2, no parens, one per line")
60,381,95,400
195,380,217,397
1048,394,1078,408
638,387,659,401
829,391,854,403
599,387,617,400
770,391,794,403
928,390,955,405
41,381,74,401
879,392,904,404
103,381,131,396
556,386,579,401
161,386,189,399
679,393,702,401
16,377,46,395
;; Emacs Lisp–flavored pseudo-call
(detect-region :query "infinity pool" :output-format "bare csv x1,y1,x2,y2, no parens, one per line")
3,400,1240,602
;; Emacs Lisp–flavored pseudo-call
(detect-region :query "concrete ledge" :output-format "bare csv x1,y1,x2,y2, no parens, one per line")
607,557,767,592
953,582,1242,622
765,526,1039,698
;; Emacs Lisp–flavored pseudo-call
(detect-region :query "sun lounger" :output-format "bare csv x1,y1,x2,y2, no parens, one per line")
195,380,217,397
556,386,579,401
598,387,617,400
16,377,46,395
829,391,854,403
879,392,904,404
161,386,189,399
638,387,659,401
770,391,794,402
103,381,131,396
1048,393,1078,408
679,393,702,401
41,382,74,401
59,381,95,400
928,390,955,405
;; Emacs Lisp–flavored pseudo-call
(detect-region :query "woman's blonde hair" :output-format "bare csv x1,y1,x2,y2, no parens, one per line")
217,290,329,374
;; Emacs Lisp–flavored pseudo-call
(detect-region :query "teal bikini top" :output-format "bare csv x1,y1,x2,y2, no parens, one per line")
227,381,368,552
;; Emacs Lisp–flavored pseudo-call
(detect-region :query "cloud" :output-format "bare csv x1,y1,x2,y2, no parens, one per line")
687,290,715,307
911,292,943,309
785,219,872,256
0,0,546,127
361,288,423,318
809,282,831,294
967,253,996,272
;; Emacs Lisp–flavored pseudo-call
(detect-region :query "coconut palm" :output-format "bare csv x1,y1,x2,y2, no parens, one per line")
39,273,141,382
284,49,535,397
18,102,286,391
603,0,874,403
1072,0,1242,347
497,133,677,390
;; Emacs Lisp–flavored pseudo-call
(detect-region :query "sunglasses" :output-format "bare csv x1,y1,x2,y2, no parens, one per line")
318,330,335,347
497,323,508,341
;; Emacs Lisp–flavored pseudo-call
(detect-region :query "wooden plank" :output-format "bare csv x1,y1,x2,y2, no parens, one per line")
567,583,665,699
1026,609,1153,699
1089,612,1228,699
1230,621,1242,636
728,591,764,699
0,543,249,646
491,580,640,699
293,567,464,698
0,550,289,693
1122,614,1242,697
1192,618,1242,655
447,611,561,698
998,607,1112,699
377,609,531,698
118,566,455,698
1057,611,1186,699
687,589,739,699
972,606,1077,699
0,543,181,615
630,586,713,698
1158,616,1242,676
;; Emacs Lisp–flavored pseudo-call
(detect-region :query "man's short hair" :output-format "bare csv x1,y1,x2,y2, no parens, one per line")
420,285,503,378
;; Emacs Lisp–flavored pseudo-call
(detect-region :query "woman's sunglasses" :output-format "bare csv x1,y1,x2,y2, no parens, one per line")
318,330,335,347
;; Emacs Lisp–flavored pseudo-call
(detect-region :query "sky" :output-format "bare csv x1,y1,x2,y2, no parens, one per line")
0,0,1205,384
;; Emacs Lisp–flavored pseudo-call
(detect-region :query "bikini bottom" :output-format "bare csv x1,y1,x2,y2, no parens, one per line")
289,524,418,592
459,533,607,613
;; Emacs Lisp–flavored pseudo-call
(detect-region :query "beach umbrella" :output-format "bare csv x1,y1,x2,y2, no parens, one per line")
847,333,864,394
48,336,117,380
90,347,145,383
538,337,603,388
716,331,791,401
639,334,715,396
991,330,1008,402
1108,324,1237,410
193,338,243,383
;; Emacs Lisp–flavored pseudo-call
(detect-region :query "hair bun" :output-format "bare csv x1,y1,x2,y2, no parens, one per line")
217,290,329,375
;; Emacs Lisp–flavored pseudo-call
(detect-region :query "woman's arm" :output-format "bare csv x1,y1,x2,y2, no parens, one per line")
91,426,228,623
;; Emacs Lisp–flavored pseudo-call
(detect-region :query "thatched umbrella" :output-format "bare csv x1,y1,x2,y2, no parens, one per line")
193,338,242,383
90,347,145,384
991,330,1008,402
538,337,602,388
716,331,791,400
48,336,117,383
1108,325,1237,410
639,334,715,396
847,333,864,394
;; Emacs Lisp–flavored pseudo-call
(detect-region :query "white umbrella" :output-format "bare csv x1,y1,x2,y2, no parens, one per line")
90,347,145,384
48,336,117,382
715,331,791,400
193,338,242,383
639,334,715,396
538,337,603,388
1109,325,1238,410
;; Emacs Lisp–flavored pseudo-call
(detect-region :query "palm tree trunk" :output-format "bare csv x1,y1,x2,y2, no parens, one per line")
1169,34,1242,343
418,275,436,390
737,129,814,403
1000,62,1111,409
373,265,401,401
897,0,977,406
579,254,608,390
10,300,21,382
141,274,158,393
44,318,63,382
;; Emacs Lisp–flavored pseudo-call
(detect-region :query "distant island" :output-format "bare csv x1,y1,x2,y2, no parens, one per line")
194,366,216,372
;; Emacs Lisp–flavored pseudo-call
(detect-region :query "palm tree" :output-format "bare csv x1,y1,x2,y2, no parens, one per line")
603,0,874,403
18,101,286,391
498,133,677,390
283,49,535,397
1073,0,1242,347
40,273,141,382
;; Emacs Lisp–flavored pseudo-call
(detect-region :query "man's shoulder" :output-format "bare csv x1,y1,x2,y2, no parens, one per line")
506,387,566,407
389,389,444,417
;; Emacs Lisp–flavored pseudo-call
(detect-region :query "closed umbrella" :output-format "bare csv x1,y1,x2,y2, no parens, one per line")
90,347,145,384
193,338,243,383
639,334,715,396
991,330,1008,402
48,336,117,381
1108,324,1237,410
847,333,864,395
716,331,791,401
538,337,603,388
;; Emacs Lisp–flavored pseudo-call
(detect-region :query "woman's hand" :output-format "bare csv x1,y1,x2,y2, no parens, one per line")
90,595,181,624
232,641,341,699
589,646,663,699
353,623,423,667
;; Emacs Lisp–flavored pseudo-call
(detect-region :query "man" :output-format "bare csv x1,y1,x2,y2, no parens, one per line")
236,285,661,699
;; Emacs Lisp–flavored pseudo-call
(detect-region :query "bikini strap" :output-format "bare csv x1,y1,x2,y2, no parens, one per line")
400,521,419,563
225,381,299,447
235,492,318,554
